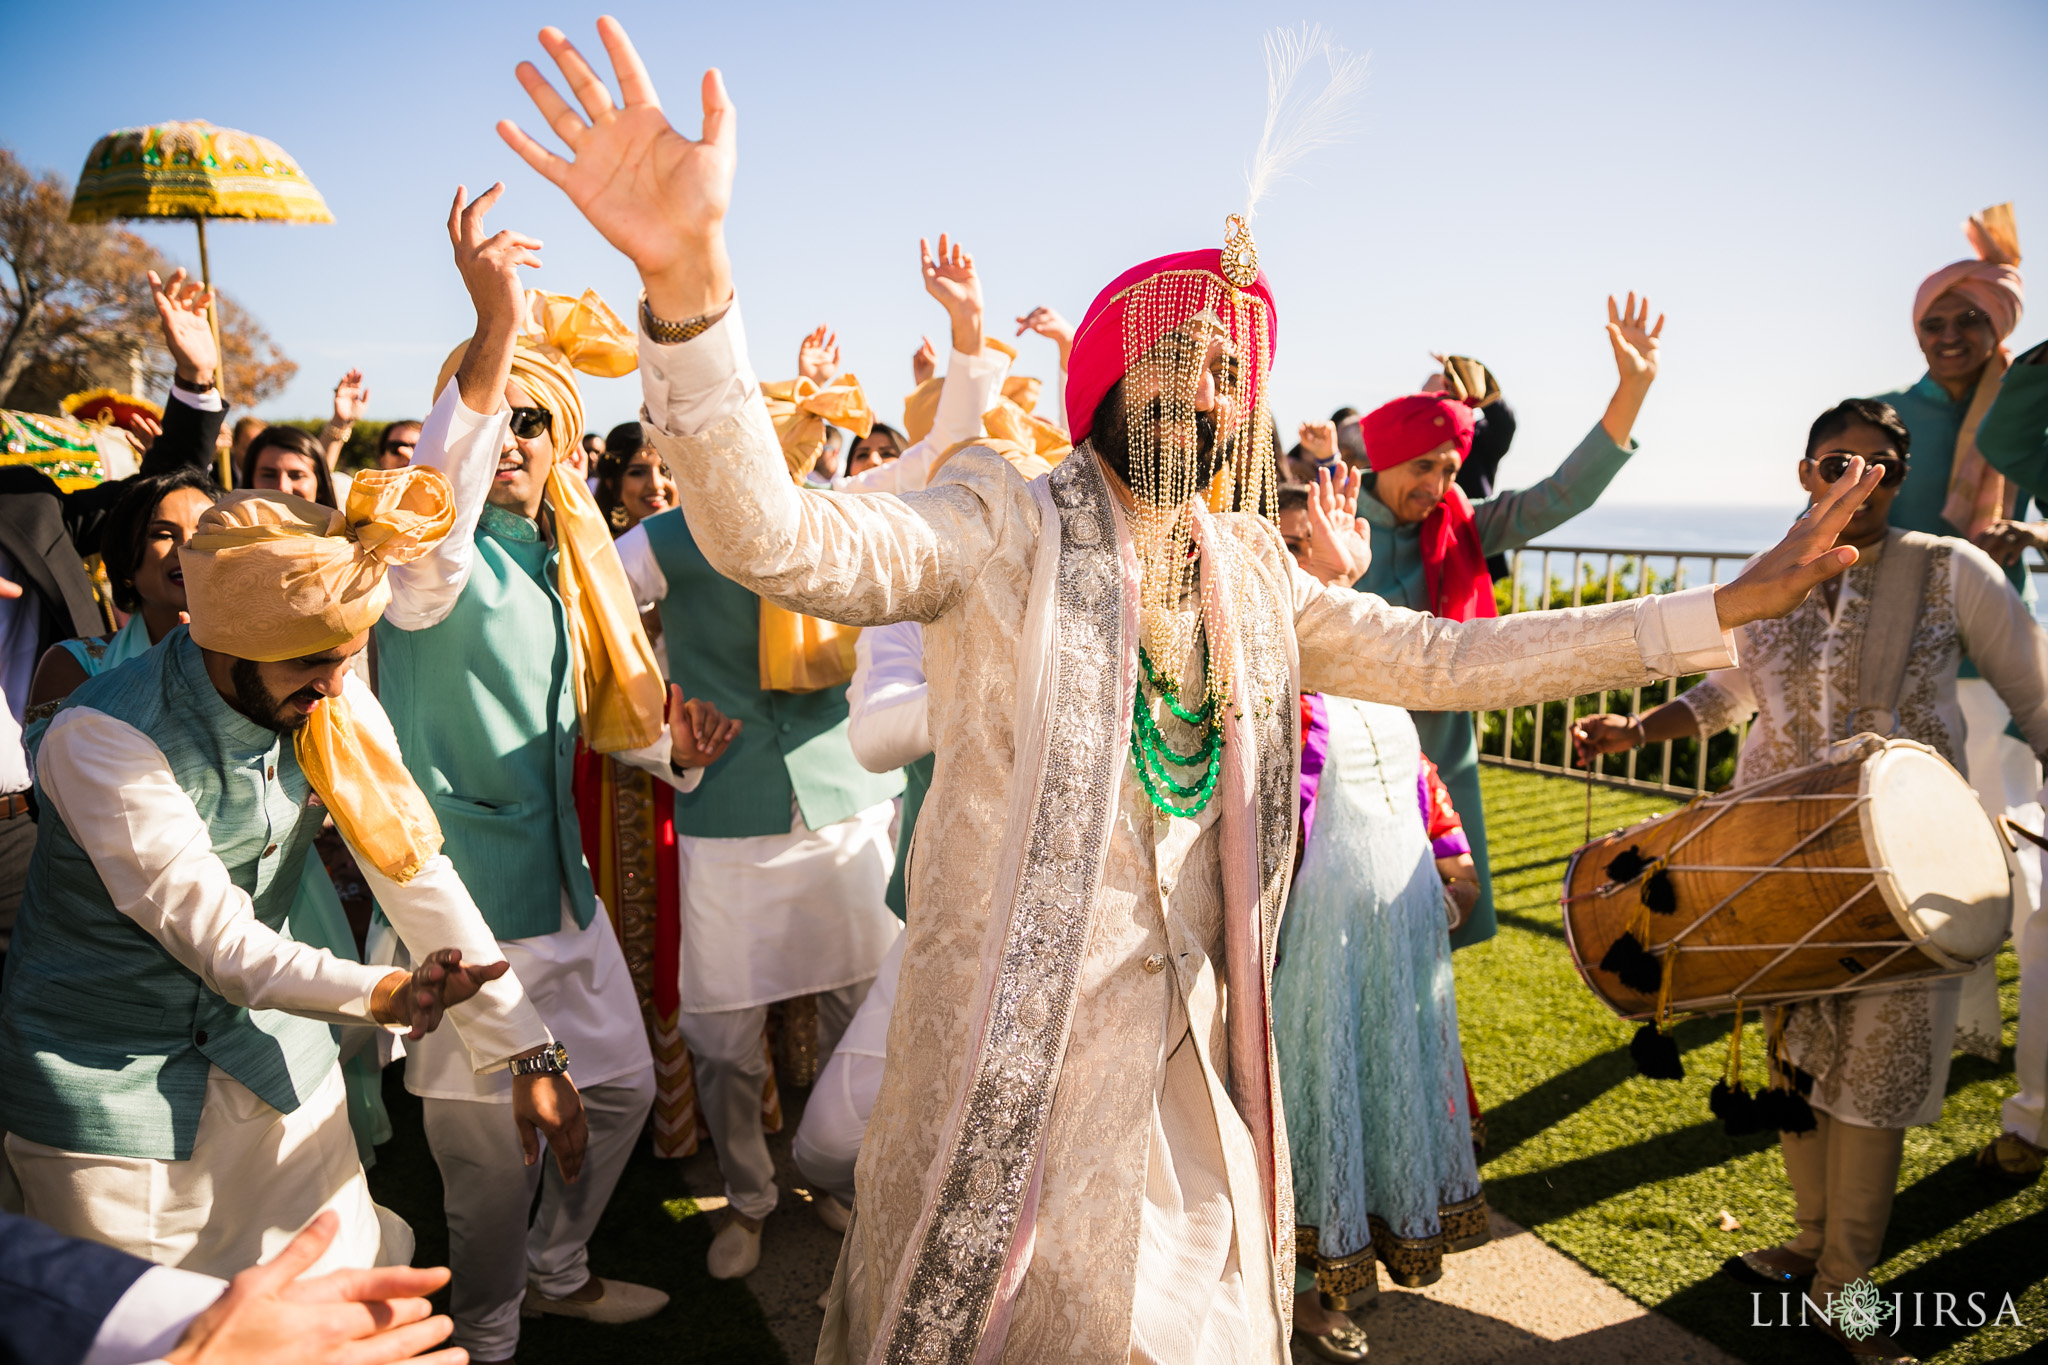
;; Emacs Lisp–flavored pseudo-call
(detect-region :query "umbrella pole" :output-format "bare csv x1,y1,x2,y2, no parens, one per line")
195,214,231,487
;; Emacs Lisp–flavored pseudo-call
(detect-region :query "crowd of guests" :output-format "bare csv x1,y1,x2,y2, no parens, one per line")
0,65,2042,1362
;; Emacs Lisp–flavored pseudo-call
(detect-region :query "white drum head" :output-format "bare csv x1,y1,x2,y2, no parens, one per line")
1861,742,2012,964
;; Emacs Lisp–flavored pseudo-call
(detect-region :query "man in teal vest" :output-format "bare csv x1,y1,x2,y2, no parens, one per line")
377,185,736,1363
0,476,577,1282
614,413,904,1282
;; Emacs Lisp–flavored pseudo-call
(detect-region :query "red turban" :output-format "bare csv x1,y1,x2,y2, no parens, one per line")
1360,394,1477,472
1361,394,1495,623
1064,248,1278,444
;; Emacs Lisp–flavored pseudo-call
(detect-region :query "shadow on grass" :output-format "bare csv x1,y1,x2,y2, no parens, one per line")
1488,1118,1778,1228
367,1061,787,1365
1482,1015,1725,1161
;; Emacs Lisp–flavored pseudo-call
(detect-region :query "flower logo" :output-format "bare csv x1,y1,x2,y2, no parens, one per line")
1835,1277,1896,1341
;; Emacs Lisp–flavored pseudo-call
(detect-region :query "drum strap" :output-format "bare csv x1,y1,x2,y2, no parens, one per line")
1852,528,1937,738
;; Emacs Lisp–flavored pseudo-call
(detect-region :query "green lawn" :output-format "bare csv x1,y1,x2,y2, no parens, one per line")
1465,765,2047,1363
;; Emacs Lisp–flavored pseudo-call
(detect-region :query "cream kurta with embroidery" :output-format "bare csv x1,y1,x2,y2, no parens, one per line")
1679,530,2048,1127
637,302,1735,1365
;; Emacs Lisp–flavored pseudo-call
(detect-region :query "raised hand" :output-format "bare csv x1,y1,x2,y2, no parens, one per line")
162,1211,461,1365
499,17,735,319
797,326,840,386
1015,305,1075,369
331,369,369,425
669,685,740,768
1713,457,1881,629
920,233,983,356
1301,464,1371,586
1607,292,1664,388
912,336,938,386
447,184,540,330
1298,420,1338,464
149,268,218,386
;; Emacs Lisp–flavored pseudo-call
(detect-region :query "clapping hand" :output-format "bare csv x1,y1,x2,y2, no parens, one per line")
797,327,840,386
669,685,740,769
1301,464,1371,586
377,948,512,1041
149,269,218,387
1713,457,1881,629
920,233,983,355
162,1211,460,1365
1607,292,1664,389
500,18,736,320
912,336,938,386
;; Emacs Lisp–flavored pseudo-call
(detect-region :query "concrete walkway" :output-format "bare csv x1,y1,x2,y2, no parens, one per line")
675,1088,1738,1364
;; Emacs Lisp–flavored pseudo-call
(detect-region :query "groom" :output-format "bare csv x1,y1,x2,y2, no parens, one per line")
496,19,1881,1362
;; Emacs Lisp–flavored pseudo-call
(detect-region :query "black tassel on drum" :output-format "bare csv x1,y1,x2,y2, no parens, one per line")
1642,868,1677,915
1603,844,1678,915
1599,931,1663,995
1604,845,1650,883
1629,1022,1686,1079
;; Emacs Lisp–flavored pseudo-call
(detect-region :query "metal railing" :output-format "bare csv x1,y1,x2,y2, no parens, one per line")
1480,543,1754,797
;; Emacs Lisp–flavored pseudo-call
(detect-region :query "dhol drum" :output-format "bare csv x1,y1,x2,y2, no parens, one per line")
1562,735,2014,1021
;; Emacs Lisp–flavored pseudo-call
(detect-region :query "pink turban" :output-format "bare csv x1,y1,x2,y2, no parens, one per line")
1916,204,2026,539
1064,248,1279,444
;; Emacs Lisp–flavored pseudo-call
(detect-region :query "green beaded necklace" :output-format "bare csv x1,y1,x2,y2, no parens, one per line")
1131,637,1225,817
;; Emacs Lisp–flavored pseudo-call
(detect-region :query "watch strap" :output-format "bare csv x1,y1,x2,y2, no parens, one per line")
641,295,731,346
172,373,217,394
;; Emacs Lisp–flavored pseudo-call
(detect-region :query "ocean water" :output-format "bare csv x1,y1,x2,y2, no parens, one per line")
1531,502,1803,555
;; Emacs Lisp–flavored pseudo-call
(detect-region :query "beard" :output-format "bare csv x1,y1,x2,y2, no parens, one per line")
228,657,321,733
1089,380,1225,503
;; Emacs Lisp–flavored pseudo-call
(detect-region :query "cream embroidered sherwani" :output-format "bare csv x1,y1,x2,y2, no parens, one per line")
638,303,1734,1365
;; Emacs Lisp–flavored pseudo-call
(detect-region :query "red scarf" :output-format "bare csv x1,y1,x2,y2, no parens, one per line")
1419,483,1496,622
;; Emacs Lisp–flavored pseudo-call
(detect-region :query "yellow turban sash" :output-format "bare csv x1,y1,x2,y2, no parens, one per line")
435,289,667,754
181,470,455,882
903,337,1071,479
753,373,875,692
762,374,874,481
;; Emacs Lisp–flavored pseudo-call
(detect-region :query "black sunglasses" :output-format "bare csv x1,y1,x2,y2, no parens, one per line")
509,406,554,441
1809,453,1907,488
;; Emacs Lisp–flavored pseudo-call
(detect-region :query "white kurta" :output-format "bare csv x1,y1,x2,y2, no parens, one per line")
611,525,903,1012
15,676,550,1274
839,345,1010,496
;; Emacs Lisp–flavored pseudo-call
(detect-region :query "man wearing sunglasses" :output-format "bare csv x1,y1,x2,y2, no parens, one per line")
369,184,742,1364
1574,396,2048,1362
376,420,421,470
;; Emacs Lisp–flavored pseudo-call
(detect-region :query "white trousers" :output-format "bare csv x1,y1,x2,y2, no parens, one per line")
424,1067,654,1360
2009,853,2048,1144
4,1062,402,1279
1958,678,2043,1059
680,982,866,1220
793,934,905,1205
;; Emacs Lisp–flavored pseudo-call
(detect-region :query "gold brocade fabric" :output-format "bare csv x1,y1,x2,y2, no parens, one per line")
762,375,874,481
179,470,455,883
434,289,668,753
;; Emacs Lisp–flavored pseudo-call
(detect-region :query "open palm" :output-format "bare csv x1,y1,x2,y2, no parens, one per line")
499,19,733,285
1606,291,1665,386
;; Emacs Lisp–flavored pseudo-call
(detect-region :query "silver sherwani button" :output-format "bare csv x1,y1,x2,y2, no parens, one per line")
1143,954,1169,975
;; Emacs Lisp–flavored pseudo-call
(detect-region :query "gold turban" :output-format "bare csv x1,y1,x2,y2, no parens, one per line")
434,289,667,754
902,337,1070,474
763,374,874,481
180,468,454,882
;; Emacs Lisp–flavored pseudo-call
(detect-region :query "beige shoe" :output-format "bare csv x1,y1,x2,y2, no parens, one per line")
520,1277,670,1324
814,1192,851,1233
1978,1131,2045,1185
707,1217,763,1279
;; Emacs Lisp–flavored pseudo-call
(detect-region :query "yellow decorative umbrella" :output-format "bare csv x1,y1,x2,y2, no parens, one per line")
67,120,330,480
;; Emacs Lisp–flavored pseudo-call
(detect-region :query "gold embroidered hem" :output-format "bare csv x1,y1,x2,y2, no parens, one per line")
1297,1192,1492,1297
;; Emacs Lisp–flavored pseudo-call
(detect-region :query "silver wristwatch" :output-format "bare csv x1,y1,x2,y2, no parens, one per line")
510,1041,570,1077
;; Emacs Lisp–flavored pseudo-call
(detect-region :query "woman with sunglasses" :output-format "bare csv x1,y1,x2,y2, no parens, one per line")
1572,397,2048,1365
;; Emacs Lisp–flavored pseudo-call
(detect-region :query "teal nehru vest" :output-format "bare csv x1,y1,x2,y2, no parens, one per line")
0,629,336,1160
375,504,594,940
640,510,901,838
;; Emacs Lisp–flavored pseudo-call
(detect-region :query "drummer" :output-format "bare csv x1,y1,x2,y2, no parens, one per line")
1573,397,2048,1363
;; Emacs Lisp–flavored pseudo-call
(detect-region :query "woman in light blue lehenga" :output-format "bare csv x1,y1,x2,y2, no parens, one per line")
1276,690,1489,1357
24,468,390,1165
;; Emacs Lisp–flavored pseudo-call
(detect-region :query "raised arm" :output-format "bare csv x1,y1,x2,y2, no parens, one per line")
504,20,1003,624
138,269,225,478
381,187,540,631
1471,295,1661,555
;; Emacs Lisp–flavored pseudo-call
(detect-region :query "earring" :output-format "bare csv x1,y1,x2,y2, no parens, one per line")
609,503,630,529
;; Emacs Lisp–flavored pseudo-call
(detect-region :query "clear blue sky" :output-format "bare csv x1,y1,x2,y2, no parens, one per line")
5,0,2044,510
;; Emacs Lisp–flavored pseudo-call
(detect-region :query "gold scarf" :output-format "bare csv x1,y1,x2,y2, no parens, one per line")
181,471,454,882
756,373,875,691
436,289,667,753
